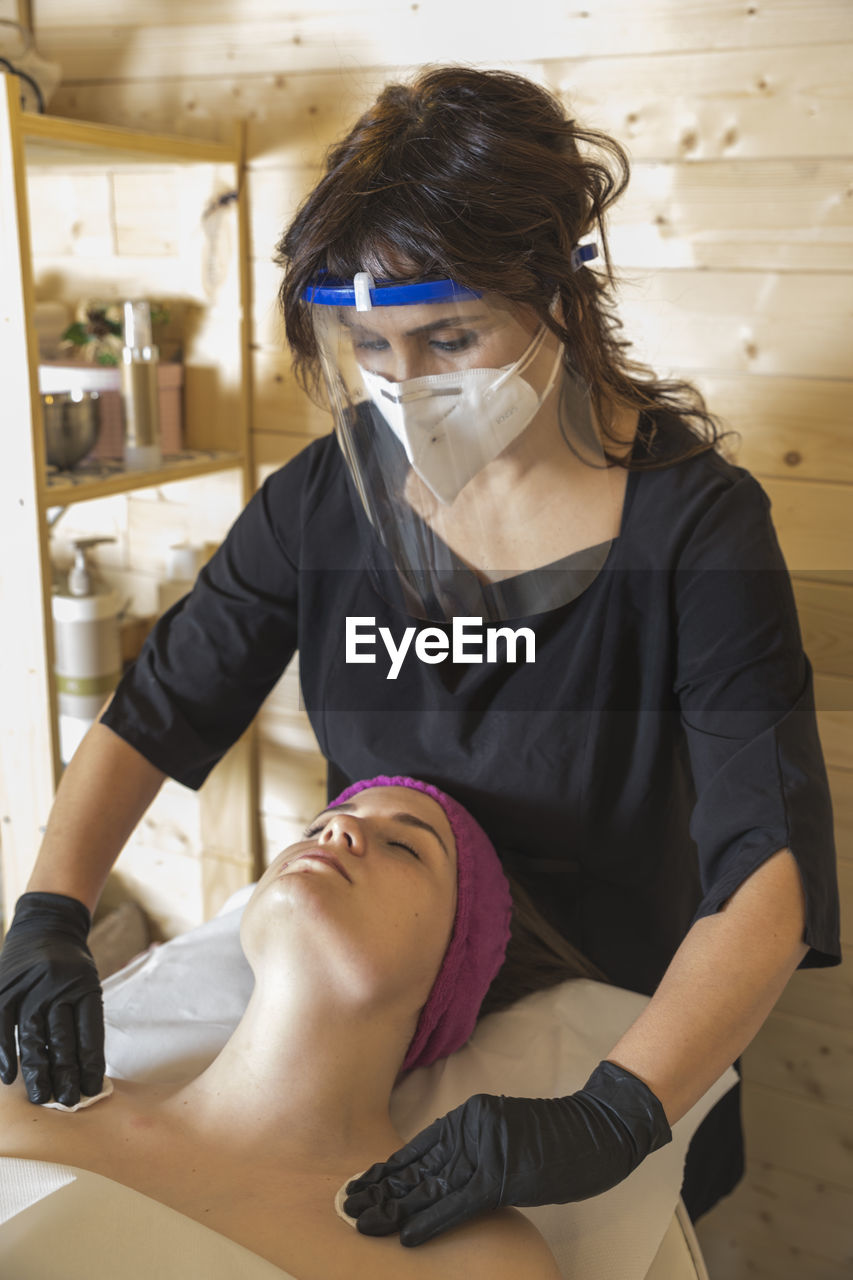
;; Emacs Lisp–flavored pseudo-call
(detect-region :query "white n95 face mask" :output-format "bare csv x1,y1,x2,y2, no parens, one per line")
359,326,562,505
306,271,611,623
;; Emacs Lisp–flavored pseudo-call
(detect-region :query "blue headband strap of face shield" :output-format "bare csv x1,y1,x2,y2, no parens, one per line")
302,242,598,311
303,276,481,310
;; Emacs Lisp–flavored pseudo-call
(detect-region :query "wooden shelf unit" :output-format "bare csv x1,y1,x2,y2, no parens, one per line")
0,78,259,932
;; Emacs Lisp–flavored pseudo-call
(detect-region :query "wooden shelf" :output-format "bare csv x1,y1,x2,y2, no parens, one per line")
0,75,258,927
21,109,235,168
43,449,245,507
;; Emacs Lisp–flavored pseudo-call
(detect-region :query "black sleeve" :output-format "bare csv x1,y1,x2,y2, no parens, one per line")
673,472,841,967
101,464,302,790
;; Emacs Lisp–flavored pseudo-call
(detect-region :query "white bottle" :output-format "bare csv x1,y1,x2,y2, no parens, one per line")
120,299,162,471
52,537,122,763
157,542,205,613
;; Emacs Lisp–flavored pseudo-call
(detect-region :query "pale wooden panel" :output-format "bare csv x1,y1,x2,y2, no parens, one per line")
741,1007,853,1109
253,348,331,438
34,4,853,81
257,654,327,867
111,171,181,257
247,164,319,260
776,956,853,1026
754,478,852,577
258,705,319,761
692,374,853,485
259,741,328,866
614,270,853,381
251,428,317,486
252,154,850,277
252,257,288,349
35,15,545,78
250,259,853,383
772,768,850,1028
550,42,853,161
26,171,113,256
126,471,243,566
33,0,853,52
827,767,852,859
31,253,206,306
0,79,61,923
819,703,853,787
839,857,853,946
613,159,853,272
112,736,257,937
198,730,257,867
48,38,853,169
113,839,253,939
49,70,396,163
793,580,853,681
695,1162,853,1279
698,1230,847,1280
742,1081,853,1188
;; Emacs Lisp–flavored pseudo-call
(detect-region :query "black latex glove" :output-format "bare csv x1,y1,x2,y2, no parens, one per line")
344,1059,672,1246
0,892,105,1106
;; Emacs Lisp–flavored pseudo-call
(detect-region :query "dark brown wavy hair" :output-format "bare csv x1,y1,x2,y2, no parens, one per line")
478,873,606,1021
276,65,732,469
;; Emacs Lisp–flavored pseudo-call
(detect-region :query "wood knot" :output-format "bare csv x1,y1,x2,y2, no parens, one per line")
784,450,802,467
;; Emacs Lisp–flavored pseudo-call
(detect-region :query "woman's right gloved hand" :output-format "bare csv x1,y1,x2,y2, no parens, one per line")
0,892,104,1106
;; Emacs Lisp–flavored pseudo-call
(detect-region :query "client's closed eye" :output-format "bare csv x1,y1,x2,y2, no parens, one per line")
388,840,421,860
301,819,422,861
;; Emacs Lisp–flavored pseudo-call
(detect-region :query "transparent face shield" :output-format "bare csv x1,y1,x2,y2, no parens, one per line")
305,260,620,623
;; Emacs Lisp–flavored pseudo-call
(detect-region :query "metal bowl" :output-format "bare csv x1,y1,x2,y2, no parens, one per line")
42,390,101,469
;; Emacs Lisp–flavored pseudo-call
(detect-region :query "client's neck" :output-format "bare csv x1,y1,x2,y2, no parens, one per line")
165,976,411,1175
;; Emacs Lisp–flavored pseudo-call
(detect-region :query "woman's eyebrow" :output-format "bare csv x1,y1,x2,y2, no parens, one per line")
338,311,488,337
317,802,449,858
389,811,450,858
403,313,488,336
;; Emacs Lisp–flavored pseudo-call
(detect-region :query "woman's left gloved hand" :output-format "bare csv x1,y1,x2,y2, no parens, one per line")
344,1059,672,1247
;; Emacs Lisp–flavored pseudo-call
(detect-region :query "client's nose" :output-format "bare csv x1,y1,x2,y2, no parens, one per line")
319,814,367,857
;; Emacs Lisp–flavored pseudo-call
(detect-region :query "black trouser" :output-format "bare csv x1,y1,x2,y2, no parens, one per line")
680,1059,744,1221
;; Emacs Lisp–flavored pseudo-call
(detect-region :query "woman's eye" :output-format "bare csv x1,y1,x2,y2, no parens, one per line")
302,822,324,838
430,333,476,353
354,337,389,352
388,840,421,861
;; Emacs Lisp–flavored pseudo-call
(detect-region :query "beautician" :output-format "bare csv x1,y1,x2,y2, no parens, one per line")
0,66,840,1246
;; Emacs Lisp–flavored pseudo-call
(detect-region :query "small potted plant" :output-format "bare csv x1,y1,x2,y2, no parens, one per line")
60,299,171,365
39,299,184,458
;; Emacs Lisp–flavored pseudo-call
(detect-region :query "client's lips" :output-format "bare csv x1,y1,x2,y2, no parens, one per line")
292,852,353,883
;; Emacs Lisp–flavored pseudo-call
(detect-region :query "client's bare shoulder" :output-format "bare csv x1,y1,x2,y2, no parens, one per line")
0,1074,50,1155
415,1206,562,1279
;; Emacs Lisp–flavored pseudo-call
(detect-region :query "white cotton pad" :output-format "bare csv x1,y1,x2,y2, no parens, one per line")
334,1170,365,1229
42,1075,114,1112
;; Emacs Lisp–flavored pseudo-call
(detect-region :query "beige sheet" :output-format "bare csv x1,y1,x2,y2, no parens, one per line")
0,1160,295,1280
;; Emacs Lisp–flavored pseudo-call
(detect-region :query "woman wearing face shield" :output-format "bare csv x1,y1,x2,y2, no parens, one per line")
0,65,840,1248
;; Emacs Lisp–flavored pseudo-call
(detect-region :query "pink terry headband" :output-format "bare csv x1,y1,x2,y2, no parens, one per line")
329,775,513,1073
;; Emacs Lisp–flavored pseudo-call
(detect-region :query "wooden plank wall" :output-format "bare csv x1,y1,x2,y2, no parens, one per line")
23,2,853,1276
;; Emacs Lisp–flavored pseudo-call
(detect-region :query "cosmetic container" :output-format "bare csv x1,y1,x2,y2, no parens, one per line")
120,299,162,470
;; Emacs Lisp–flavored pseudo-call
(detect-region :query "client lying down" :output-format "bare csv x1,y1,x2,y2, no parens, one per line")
0,775,603,1279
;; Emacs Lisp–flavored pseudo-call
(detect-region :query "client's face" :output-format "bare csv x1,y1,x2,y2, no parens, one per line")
241,786,458,1021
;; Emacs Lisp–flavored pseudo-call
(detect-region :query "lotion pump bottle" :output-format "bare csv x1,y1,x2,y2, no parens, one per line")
52,537,122,764
121,299,162,470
